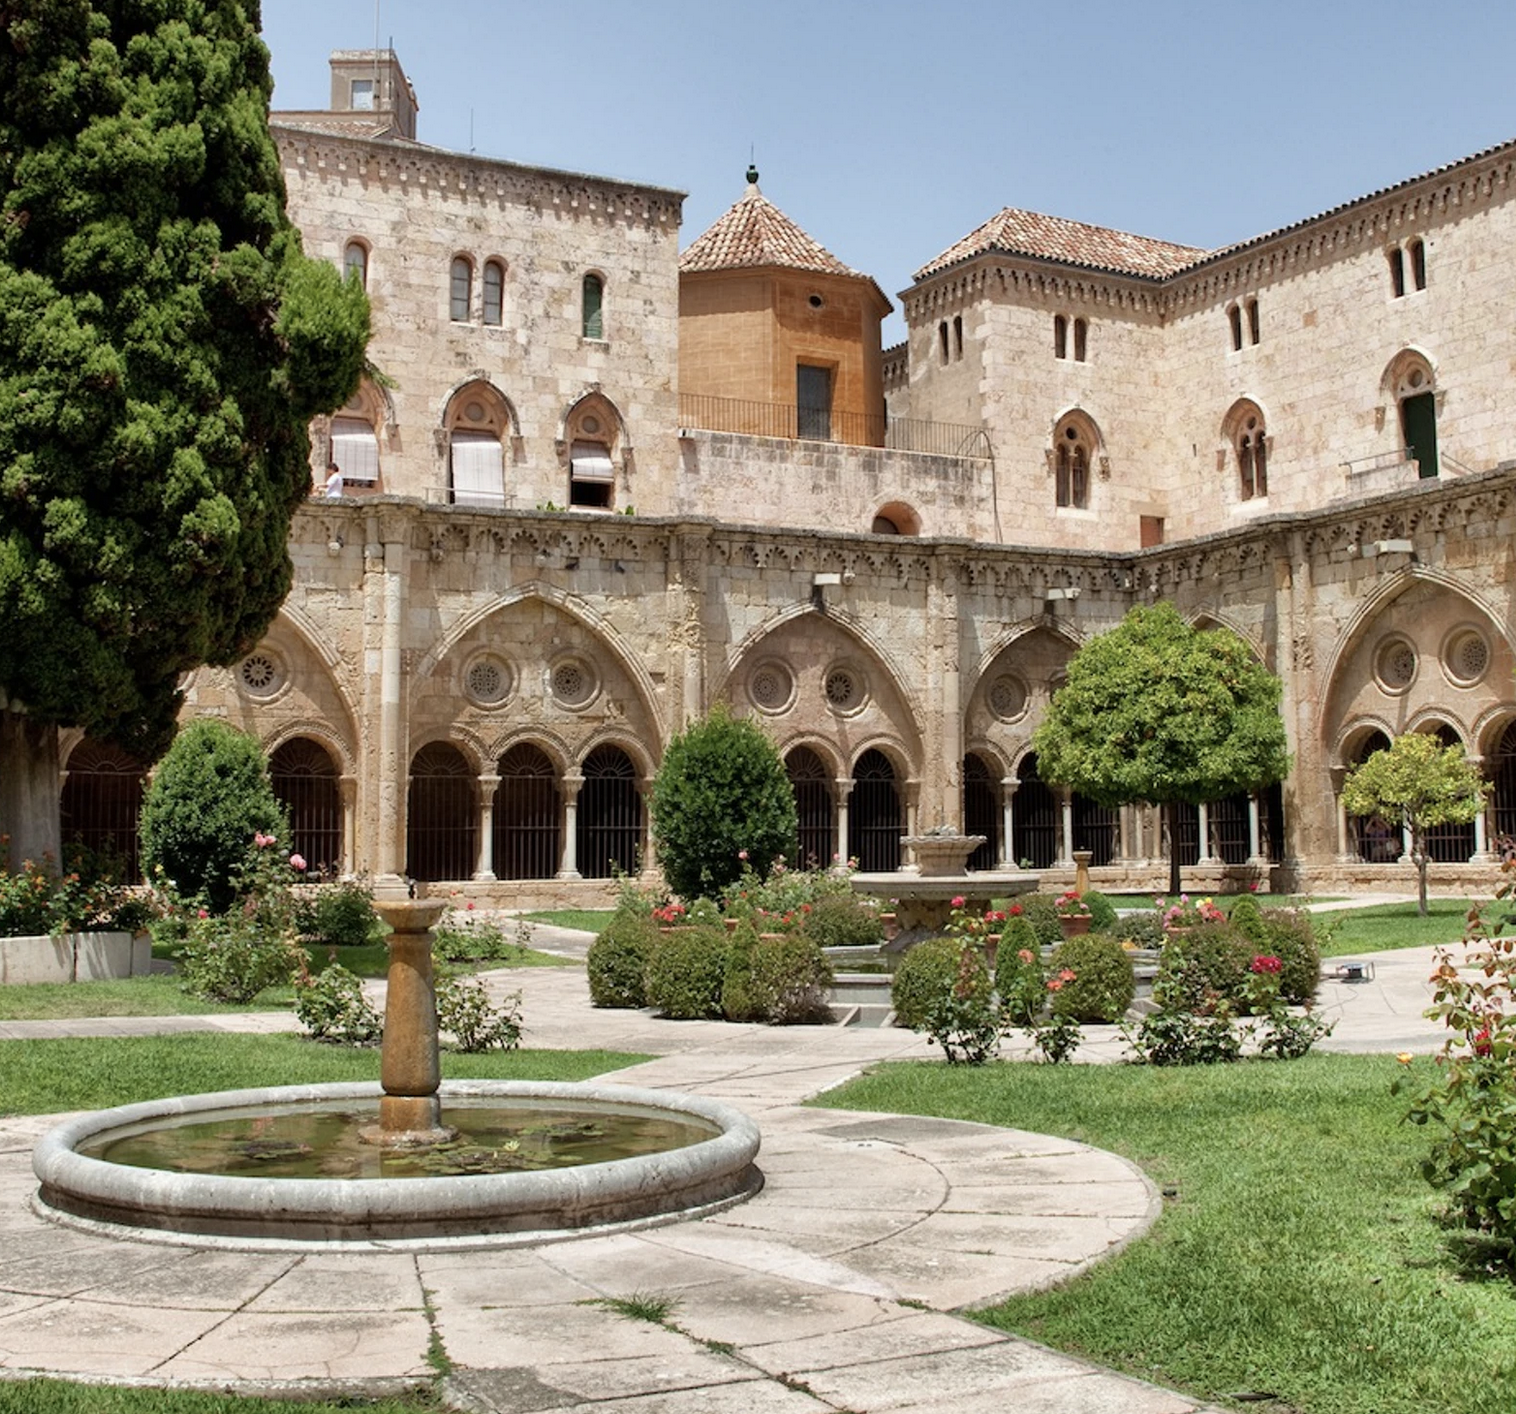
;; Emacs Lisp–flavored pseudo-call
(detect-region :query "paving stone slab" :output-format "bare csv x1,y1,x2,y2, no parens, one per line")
244,1253,426,1312
0,1298,230,1376
435,1301,698,1372
153,1309,434,1381
738,1308,1008,1376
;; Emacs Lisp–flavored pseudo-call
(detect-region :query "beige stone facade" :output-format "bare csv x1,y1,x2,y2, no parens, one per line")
55,52,1516,902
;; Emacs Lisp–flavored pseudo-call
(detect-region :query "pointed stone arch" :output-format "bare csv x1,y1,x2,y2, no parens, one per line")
442,378,519,507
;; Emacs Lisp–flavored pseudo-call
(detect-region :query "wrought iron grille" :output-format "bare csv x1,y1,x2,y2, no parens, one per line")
848,749,901,872
1208,792,1251,866
962,754,999,870
494,744,561,880
270,738,342,877
1426,725,1475,863
60,741,146,880
407,742,477,882
1073,796,1118,867
1493,724,1516,841
1169,804,1201,868
578,745,642,879
1262,782,1286,864
786,747,834,869
1012,755,1057,869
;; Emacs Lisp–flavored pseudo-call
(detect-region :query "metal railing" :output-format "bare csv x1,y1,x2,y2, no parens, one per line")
677,393,992,460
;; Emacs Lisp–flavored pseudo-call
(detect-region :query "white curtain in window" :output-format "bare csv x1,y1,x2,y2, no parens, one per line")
570,440,614,483
330,416,379,483
450,430,504,505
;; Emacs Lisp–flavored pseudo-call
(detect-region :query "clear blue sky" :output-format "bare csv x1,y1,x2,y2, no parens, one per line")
260,0,1516,343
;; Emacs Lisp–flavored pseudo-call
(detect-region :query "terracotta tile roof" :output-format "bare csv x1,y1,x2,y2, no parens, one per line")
915,207,1207,282
681,181,861,278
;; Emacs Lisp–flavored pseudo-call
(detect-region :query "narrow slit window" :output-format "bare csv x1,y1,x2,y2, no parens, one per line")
1073,317,1088,362
1409,238,1427,291
953,314,963,359
450,257,472,322
1247,298,1260,346
1054,314,1068,360
483,261,504,326
1228,305,1243,351
343,241,367,288
582,273,604,339
1389,247,1406,298
939,321,950,365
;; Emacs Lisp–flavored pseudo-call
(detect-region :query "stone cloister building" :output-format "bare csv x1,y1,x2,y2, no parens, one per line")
55,49,1516,903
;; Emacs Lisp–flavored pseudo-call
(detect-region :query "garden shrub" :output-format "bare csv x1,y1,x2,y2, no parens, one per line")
1226,893,1267,943
650,704,798,902
645,924,730,1019
890,937,962,1031
1155,920,1254,1012
720,921,762,1021
587,910,659,1008
436,972,522,1051
1015,892,1064,947
173,906,299,1004
1257,907,1321,1004
1048,934,1136,1023
1083,889,1118,932
293,962,381,1044
1112,909,1166,949
139,720,287,913
800,891,883,949
295,879,380,949
994,926,1046,1026
747,933,833,1024
433,906,513,963
1126,1007,1244,1066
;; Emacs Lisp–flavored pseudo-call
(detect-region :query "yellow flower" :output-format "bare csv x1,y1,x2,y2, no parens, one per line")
1396,1052,1414,1065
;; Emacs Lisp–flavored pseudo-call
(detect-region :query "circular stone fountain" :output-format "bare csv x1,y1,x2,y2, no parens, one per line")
31,891,760,1248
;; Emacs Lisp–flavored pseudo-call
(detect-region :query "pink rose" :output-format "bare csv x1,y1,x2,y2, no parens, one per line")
288,853,307,872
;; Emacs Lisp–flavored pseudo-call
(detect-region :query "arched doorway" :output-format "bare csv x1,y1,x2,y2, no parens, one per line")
1350,731,1398,862
848,749,901,872
786,747,834,869
1073,796,1118,866
962,754,999,871
270,738,342,877
60,741,146,880
494,744,561,880
1424,725,1475,863
406,742,476,882
1492,722,1516,841
577,745,642,879
1011,753,1058,869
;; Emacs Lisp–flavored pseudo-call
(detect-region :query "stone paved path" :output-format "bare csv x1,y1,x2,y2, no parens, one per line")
0,906,1458,1412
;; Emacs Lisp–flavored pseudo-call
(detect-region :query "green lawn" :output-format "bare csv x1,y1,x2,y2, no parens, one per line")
1317,897,1502,957
0,1033,644,1116
824,1055,1516,1414
525,908,615,933
0,1382,434,1414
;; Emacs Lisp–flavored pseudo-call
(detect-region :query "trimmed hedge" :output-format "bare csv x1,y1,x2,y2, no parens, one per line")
645,925,730,1019
890,937,963,1031
587,912,659,1008
1049,934,1136,1023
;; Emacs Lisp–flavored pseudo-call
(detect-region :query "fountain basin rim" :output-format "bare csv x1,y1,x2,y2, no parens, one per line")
32,1080,761,1248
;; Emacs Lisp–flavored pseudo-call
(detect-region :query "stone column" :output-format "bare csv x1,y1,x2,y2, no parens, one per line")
1057,790,1074,868
638,777,656,882
369,895,452,1145
999,777,1019,870
557,772,583,880
339,774,358,877
474,773,500,881
903,778,921,850
1196,802,1219,865
372,526,409,888
835,778,852,866
1247,794,1265,864
1330,768,1354,862
1471,757,1497,863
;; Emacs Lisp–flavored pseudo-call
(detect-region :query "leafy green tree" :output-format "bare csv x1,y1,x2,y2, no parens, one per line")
1032,602,1290,896
650,704,798,901
1341,732,1488,916
139,717,286,913
0,1,369,854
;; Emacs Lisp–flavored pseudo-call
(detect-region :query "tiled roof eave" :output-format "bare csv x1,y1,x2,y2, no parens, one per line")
906,244,1183,296
681,260,892,313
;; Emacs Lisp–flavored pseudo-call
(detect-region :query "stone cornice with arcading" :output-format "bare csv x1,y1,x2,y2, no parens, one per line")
271,124,686,230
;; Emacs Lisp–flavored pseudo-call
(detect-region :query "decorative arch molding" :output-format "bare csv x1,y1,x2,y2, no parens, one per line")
1220,396,1272,441
262,721,357,777
1472,704,1516,758
1317,566,1515,740
1189,608,1268,662
441,375,520,438
1379,344,1439,400
415,581,665,747
1405,709,1470,743
572,730,656,780
715,601,928,746
556,386,631,452
967,617,1084,704
845,735,917,781
962,738,1013,778
1330,714,1401,769
261,606,363,743
484,728,575,776
407,728,489,777
775,733,845,779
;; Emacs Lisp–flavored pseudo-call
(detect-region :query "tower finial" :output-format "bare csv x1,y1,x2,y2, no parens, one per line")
746,162,759,188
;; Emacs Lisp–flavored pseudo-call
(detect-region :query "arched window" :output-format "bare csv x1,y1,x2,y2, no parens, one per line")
1011,753,1057,869
581,273,604,339
940,321,951,365
329,380,384,488
577,745,642,878
871,500,920,536
786,747,834,868
445,381,512,506
1228,304,1243,351
449,256,473,322
1226,401,1268,501
1246,298,1260,346
1053,314,1068,360
962,754,999,871
1392,354,1439,479
1388,246,1406,299
1492,722,1516,841
406,742,476,883
60,741,146,880
343,241,368,288
952,314,964,359
494,744,560,880
1423,725,1475,863
848,749,901,872
270,738,342,877
564,395,621,510
1409,238,1427,292
1053,415,1095,509
482,260,505,327
1072,317,1088,363
1073,794,1118,866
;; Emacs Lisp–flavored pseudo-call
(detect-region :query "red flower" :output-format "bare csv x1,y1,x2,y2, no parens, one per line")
951,895,966,908
1475,1028,1493,1057
1250,954,1283,975
1008,903,1023,916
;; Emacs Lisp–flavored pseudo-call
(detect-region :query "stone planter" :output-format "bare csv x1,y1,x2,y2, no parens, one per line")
901,835,987,877
0,931,150,985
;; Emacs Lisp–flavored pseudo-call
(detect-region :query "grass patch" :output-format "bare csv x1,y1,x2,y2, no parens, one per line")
0,1033,645,1116
0,974,288,1021
822,1055,1516,1414
583,1291,681,1325
524,909,614,933
0,1383,436,1414
1318,898,1496,957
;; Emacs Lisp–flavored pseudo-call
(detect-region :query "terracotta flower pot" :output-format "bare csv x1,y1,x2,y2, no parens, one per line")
1059,914,1092,938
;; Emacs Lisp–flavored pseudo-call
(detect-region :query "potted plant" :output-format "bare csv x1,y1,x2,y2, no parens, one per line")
1055,889,1093,938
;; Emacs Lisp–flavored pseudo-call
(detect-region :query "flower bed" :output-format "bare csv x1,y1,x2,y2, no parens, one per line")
0,931,150,985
